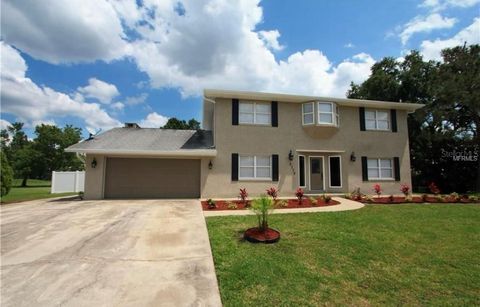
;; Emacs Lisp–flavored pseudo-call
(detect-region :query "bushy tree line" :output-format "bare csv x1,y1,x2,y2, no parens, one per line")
348,44,479,193
0,123,84,191
162,118,200,130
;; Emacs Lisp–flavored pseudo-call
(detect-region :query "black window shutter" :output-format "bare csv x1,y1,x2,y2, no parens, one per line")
359,107,366,131
394,157,400,181
391,109,397,132
272,154,279,181
231,153,238,181
361,156,368,181
271,101,278,127
232,99,239,125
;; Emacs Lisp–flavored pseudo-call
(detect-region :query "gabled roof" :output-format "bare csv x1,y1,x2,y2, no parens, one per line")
66,128,216,157
204,89,424,112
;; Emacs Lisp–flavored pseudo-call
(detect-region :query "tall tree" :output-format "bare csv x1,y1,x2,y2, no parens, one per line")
162,117,201,130
348,45,479,193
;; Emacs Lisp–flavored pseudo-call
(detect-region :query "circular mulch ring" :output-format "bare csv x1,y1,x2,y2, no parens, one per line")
244,227,280,244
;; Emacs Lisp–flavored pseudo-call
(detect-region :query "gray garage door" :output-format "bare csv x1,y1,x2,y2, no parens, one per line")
104,158,200,198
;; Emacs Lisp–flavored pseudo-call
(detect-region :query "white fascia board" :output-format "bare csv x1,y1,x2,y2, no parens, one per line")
204,89,424,112
65,148,217,157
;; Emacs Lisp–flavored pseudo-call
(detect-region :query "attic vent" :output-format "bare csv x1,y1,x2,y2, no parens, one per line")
124,123,140,128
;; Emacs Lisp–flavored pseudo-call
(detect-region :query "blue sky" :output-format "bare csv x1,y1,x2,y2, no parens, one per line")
1,0,479,137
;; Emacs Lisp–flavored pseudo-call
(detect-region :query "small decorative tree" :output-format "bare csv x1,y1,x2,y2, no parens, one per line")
266,187,278,201
428,182,440,195
400,184,410,197
373,184,382,198
239,188,248,205
295,187,304,204
249,195,274,231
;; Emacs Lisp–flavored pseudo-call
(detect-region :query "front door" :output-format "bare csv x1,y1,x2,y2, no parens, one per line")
309,157,324,191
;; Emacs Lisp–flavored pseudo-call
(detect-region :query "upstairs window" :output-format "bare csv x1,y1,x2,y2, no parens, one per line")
239,102,271,125
317,102,339,126
302,102,314,125
365,109,390,131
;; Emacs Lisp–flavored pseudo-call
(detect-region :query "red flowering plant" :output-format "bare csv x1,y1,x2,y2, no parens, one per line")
239,188,248,204
295,187,304,203
266,187,278,200
373,184,382,198
400,184,410,197
428,182,440,195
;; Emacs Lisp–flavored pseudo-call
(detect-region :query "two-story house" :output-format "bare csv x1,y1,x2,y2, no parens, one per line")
67,89,423,199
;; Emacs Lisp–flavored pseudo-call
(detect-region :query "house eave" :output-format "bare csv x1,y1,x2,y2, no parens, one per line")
65,148,217,157
204,89,425,112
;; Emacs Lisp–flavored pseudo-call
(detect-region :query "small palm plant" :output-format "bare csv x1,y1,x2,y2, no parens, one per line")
249,195,274,231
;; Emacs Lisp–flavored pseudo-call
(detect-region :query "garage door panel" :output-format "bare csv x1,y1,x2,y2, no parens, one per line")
105,158,200,198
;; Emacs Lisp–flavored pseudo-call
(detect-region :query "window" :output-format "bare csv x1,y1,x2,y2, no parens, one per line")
329,156,342,187
298,155,306,187
239,155,271,179
365,109,390,130
239,102,271,125
317,102,339,126
302,102,314,125
367,158,393,180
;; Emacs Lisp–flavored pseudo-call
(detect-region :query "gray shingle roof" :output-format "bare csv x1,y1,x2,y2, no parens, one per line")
67,128,214,152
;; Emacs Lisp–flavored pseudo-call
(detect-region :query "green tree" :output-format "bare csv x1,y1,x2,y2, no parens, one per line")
348,45,479,193
1,151,14,196
162,117,201,130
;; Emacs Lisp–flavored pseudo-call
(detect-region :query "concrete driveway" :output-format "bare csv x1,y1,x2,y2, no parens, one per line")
1,198,222,307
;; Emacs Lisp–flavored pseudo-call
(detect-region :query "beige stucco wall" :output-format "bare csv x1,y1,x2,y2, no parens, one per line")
200,98,412,198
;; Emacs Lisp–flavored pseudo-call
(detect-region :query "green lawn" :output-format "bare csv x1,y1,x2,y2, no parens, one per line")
1,179,76,204
207,204,480,306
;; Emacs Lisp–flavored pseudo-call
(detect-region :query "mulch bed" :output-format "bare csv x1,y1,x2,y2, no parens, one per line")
244,227,280,244
201,198,340,211
358,195,476,204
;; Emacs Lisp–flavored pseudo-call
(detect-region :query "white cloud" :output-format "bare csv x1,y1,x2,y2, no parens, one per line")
0,119,12,130
2,0,376,102
420,17,480,60
420,0,480,10
258,30,284,51
344,43,355,48
110,102,125,111
0,42,121,131
0,0,129,64
139,112,169,128
77,78,120,104
125,93,149,105
400,13,457,45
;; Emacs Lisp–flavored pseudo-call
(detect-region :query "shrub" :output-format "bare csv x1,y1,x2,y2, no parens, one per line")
0,151,13,197
309,196,317,206
239,188,248,203
449,192,460,202
295,188,304,203
226,201,238,209
276,199,288,208
429,182,440,195
388,195,394,203
249,195,274,231
321,194,332,203
422,194,428,202
468,195,478,202
350,188,363,201
266,187,278,200
364,195,374,203
78,191,85,200
405,195,413,202
373,184,382,198
400,184,410,197
206,199,216,209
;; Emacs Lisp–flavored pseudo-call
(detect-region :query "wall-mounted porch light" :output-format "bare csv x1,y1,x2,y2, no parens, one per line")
208,160,213,170
350,152,356,162
91,157,97,168
288,150,294,161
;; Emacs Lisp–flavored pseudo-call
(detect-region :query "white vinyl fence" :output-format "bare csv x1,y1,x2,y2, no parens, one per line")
51,171,85,193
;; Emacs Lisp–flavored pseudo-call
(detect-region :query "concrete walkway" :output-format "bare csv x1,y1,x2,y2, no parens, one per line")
203,197,364,217
1,198,222,307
